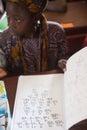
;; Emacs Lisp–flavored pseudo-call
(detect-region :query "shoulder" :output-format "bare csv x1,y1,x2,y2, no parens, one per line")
47,21,65,33
47,21,68,54
47,21,66,42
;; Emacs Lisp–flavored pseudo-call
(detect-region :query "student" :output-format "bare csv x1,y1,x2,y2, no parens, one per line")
0,0,68,78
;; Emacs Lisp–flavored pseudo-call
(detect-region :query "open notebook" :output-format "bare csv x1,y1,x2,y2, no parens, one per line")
0,81,11,130
11,47,87,130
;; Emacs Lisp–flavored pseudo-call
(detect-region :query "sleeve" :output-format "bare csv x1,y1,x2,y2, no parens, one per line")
47,21,68,70
55,23,68,71
48,21,68,60
55,23,68,60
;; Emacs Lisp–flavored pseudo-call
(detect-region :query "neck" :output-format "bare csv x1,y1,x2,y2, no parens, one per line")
20,28,41,39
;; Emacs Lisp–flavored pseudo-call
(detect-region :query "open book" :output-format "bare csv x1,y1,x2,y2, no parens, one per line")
11,47,87,130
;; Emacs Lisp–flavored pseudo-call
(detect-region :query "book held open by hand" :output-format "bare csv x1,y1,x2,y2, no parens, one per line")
11,47,87,130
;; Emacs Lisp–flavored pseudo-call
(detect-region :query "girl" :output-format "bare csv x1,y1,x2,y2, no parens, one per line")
0,0,67,78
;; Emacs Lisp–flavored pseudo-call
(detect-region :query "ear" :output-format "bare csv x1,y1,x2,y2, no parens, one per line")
32,13,42,23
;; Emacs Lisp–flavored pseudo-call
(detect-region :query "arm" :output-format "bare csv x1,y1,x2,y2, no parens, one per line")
56,24,68,71
48,21,68,72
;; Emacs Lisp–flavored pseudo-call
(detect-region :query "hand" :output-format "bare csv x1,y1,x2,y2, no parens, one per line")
58,59,67,72
69,119,87,130
0,68,7,78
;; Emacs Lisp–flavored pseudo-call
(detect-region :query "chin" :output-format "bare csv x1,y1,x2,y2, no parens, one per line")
9,28,16,35
15,32,25,37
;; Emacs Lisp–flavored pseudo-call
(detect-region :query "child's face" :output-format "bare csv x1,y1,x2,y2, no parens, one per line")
6,2,34,37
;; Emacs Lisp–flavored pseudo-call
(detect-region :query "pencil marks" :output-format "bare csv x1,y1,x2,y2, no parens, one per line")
12,74,64,130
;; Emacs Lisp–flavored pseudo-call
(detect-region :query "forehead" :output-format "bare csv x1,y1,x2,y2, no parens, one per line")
6,2,29,16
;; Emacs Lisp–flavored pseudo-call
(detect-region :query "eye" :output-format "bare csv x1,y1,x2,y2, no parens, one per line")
15,18,22,23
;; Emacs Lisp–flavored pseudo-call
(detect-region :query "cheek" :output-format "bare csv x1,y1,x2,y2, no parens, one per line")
24,21,33,31
18,21,33,34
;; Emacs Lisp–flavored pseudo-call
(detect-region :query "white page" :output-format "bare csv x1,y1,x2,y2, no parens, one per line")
11,74,65,130
64,47,87,129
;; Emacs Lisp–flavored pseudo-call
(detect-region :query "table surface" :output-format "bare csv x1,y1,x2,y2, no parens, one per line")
2,71,87,130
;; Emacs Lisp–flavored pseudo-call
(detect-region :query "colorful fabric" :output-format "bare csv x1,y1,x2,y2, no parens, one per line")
11,39,28,74
7,0,49,72
0,81,11,130
10,15,49,73
7,0,47,13
0,22,67,75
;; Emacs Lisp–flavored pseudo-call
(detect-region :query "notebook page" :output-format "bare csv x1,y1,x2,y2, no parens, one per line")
11,74,65,130
64,47,87,129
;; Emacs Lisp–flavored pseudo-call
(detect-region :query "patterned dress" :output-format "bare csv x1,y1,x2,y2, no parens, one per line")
0,21,68,76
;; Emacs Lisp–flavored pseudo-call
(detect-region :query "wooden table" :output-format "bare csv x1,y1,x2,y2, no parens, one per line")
2,72,87,130
3,76,18,114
